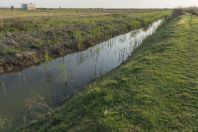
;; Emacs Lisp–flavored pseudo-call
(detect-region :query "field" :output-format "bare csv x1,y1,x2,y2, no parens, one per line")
0,9,170,73
22,14,198,131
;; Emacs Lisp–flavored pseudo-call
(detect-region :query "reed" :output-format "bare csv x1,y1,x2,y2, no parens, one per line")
73,30,83,50
45,50,51,63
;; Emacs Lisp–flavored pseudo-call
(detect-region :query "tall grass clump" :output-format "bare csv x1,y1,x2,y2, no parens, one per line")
23,95,54,119
21,95,54,131
45,50,51,63
73,30,83,50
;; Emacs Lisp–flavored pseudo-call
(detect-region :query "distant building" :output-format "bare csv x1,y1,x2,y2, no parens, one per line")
21,3,36,11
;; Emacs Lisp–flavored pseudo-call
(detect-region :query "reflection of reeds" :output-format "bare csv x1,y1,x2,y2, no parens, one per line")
95,46,101,55
59,62,67,86
0,81,6,96
18,72,22,79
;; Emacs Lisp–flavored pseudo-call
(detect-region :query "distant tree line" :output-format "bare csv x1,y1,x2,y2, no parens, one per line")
186,7,198,15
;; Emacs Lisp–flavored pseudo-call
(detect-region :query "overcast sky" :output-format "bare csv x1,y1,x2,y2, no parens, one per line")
0,0,198,8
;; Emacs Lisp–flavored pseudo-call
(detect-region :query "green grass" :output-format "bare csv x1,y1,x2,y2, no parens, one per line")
24,14,198,131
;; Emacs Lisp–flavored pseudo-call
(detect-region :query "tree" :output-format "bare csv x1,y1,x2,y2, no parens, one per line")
11,6,14,10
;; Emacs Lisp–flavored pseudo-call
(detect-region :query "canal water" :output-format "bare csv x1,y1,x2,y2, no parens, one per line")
0,19,163,121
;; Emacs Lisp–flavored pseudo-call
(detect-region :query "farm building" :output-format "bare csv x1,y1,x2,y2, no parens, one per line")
21,3,36,11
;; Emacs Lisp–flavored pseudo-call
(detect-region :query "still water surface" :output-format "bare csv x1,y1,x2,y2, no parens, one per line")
0,19,163,120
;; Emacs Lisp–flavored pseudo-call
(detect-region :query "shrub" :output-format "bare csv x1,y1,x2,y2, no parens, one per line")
171,8,184,19
187,7,198,15
10,6,14,10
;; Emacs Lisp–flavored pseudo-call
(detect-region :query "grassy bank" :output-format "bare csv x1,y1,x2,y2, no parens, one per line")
0,9,170,73
24,14,198,131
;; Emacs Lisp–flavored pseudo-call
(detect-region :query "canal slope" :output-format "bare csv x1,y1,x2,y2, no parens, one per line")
0,9,170,74
24,14,198,131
